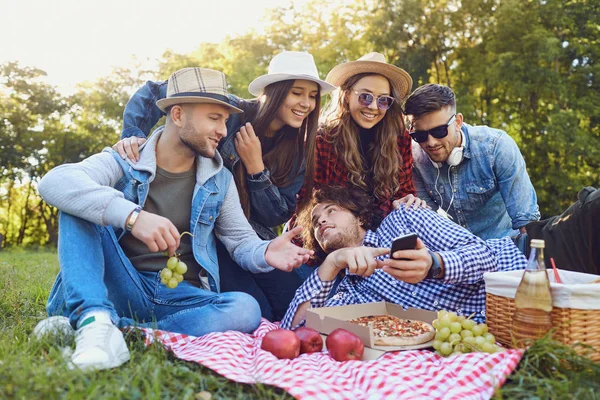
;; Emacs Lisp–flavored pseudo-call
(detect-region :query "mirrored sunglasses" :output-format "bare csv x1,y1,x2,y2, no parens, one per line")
409,114,456,143
352,90,395,110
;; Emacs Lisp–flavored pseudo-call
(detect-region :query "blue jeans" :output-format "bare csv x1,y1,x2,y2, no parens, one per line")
46,213,262,336
217,240,309,321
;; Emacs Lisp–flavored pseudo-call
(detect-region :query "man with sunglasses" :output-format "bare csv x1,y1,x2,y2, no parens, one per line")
404,84,540,240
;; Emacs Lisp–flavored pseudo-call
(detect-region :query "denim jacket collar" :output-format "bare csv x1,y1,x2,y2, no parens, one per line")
461,124,472,160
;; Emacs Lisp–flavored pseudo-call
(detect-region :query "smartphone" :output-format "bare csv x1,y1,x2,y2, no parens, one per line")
390,233,418,260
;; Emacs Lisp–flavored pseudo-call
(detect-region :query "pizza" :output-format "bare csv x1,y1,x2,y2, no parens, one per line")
348,315,435,346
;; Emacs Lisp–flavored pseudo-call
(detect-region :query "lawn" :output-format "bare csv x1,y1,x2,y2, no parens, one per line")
1,249,599,399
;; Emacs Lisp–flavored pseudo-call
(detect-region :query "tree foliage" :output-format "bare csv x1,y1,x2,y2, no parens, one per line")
1,0,598,247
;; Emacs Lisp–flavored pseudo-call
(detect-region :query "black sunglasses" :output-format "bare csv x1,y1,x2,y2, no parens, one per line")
352,90,395,111
409,114,457,143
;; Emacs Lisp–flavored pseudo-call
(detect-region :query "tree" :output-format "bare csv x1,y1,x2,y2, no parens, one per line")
0,62,65,246
452,0,600,215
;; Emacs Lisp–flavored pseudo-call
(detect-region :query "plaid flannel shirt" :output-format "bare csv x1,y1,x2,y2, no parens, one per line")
298,127,416,215
280,207,527,329
288,127,416,254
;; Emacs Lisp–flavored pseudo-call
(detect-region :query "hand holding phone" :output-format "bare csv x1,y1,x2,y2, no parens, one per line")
390,233,418,260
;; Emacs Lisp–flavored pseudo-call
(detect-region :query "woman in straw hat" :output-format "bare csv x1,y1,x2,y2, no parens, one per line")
114,51,335,321
292,52,424,237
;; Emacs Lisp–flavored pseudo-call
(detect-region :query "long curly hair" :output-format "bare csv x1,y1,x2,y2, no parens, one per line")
319,73,405,201
297,186,383,263
235,80,320,217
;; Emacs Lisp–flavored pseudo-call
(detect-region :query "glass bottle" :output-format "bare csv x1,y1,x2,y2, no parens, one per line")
511,239,553,346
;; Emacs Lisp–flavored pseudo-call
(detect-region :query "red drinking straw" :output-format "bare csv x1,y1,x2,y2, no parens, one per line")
550,257,563,284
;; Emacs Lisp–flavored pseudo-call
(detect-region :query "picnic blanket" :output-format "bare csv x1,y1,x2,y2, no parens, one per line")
139,319,524,400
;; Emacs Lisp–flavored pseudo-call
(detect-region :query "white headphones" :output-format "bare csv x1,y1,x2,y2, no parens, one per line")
429,129,466,169
429,128,466,220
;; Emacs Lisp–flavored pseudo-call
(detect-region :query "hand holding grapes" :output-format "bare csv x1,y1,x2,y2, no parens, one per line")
130,210,180,256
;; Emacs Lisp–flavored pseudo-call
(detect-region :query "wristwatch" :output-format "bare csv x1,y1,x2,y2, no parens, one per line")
125,206,142,232
427,251,444,279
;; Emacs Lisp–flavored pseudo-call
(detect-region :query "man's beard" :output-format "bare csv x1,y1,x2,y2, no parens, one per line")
319,221,361,253
179,122,213,158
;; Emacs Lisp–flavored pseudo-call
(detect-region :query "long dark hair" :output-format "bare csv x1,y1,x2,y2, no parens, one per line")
234,80,321,218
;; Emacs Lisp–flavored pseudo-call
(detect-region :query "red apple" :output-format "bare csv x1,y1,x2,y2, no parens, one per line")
326,328,364,362
294,327,324,354
260,329,301,359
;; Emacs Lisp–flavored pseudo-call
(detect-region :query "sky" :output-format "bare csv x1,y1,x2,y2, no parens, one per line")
1,0,303,94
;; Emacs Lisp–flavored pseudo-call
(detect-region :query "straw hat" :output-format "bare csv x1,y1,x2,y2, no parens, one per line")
156,67,242,113
248,51,336,96
325,52,413,100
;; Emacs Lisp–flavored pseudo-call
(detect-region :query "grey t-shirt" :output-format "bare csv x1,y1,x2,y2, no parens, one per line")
120,164,205,283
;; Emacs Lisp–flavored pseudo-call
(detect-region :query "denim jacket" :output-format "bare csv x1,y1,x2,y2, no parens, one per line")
412,123,540,240
38,128,273,293
121,80,305,239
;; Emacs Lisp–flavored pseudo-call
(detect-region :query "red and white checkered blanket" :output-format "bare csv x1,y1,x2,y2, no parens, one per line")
140,320,523,400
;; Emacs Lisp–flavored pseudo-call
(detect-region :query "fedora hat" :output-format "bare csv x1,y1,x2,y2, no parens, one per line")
156,67,242,113
248,51,336,96
325,52,413,101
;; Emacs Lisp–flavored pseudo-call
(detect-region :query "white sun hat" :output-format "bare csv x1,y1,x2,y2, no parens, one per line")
248,51,336,97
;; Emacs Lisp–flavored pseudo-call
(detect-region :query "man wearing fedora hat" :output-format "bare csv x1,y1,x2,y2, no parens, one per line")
115,51,335,322
35,67,312,371
404,84,540,240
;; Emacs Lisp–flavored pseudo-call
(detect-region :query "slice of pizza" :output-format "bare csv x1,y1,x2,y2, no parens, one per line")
348,315,435,346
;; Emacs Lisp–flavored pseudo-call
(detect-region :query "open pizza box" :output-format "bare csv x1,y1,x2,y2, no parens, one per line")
306,301,437,360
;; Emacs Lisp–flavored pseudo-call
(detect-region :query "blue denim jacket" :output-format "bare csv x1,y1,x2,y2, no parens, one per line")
121,80,305,239
109,146,268,293
412,123,540,240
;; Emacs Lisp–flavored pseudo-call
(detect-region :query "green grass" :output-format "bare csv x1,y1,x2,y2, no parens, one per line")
1,249,599,399
496,337,600,399
0,249,292,399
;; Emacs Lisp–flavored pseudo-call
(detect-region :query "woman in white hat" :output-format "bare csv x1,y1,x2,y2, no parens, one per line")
114,51,335,321
294,52,424,224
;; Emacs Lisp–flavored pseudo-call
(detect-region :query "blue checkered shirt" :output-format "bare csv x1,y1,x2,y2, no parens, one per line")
280,207,527,329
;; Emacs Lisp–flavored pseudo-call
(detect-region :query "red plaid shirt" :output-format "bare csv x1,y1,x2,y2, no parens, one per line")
290,127,415,255
297,126,415,215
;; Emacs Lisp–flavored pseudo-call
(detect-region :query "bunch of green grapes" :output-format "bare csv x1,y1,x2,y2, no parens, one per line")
159,256,188,289
431,310,503,356
159,232,192,289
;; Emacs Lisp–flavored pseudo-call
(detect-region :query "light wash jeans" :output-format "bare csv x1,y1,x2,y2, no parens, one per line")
46,212,262,336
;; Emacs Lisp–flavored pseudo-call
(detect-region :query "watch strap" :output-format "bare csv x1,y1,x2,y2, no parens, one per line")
125,206,142,232
427,250,443,279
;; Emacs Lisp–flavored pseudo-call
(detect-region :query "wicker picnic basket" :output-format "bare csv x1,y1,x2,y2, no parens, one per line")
484,270,600,363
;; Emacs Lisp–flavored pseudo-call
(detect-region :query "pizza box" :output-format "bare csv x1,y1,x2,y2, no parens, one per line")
305,301,437,359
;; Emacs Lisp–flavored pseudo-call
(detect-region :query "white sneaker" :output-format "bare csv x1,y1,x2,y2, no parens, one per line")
71,314,130,371
33,316,75,341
